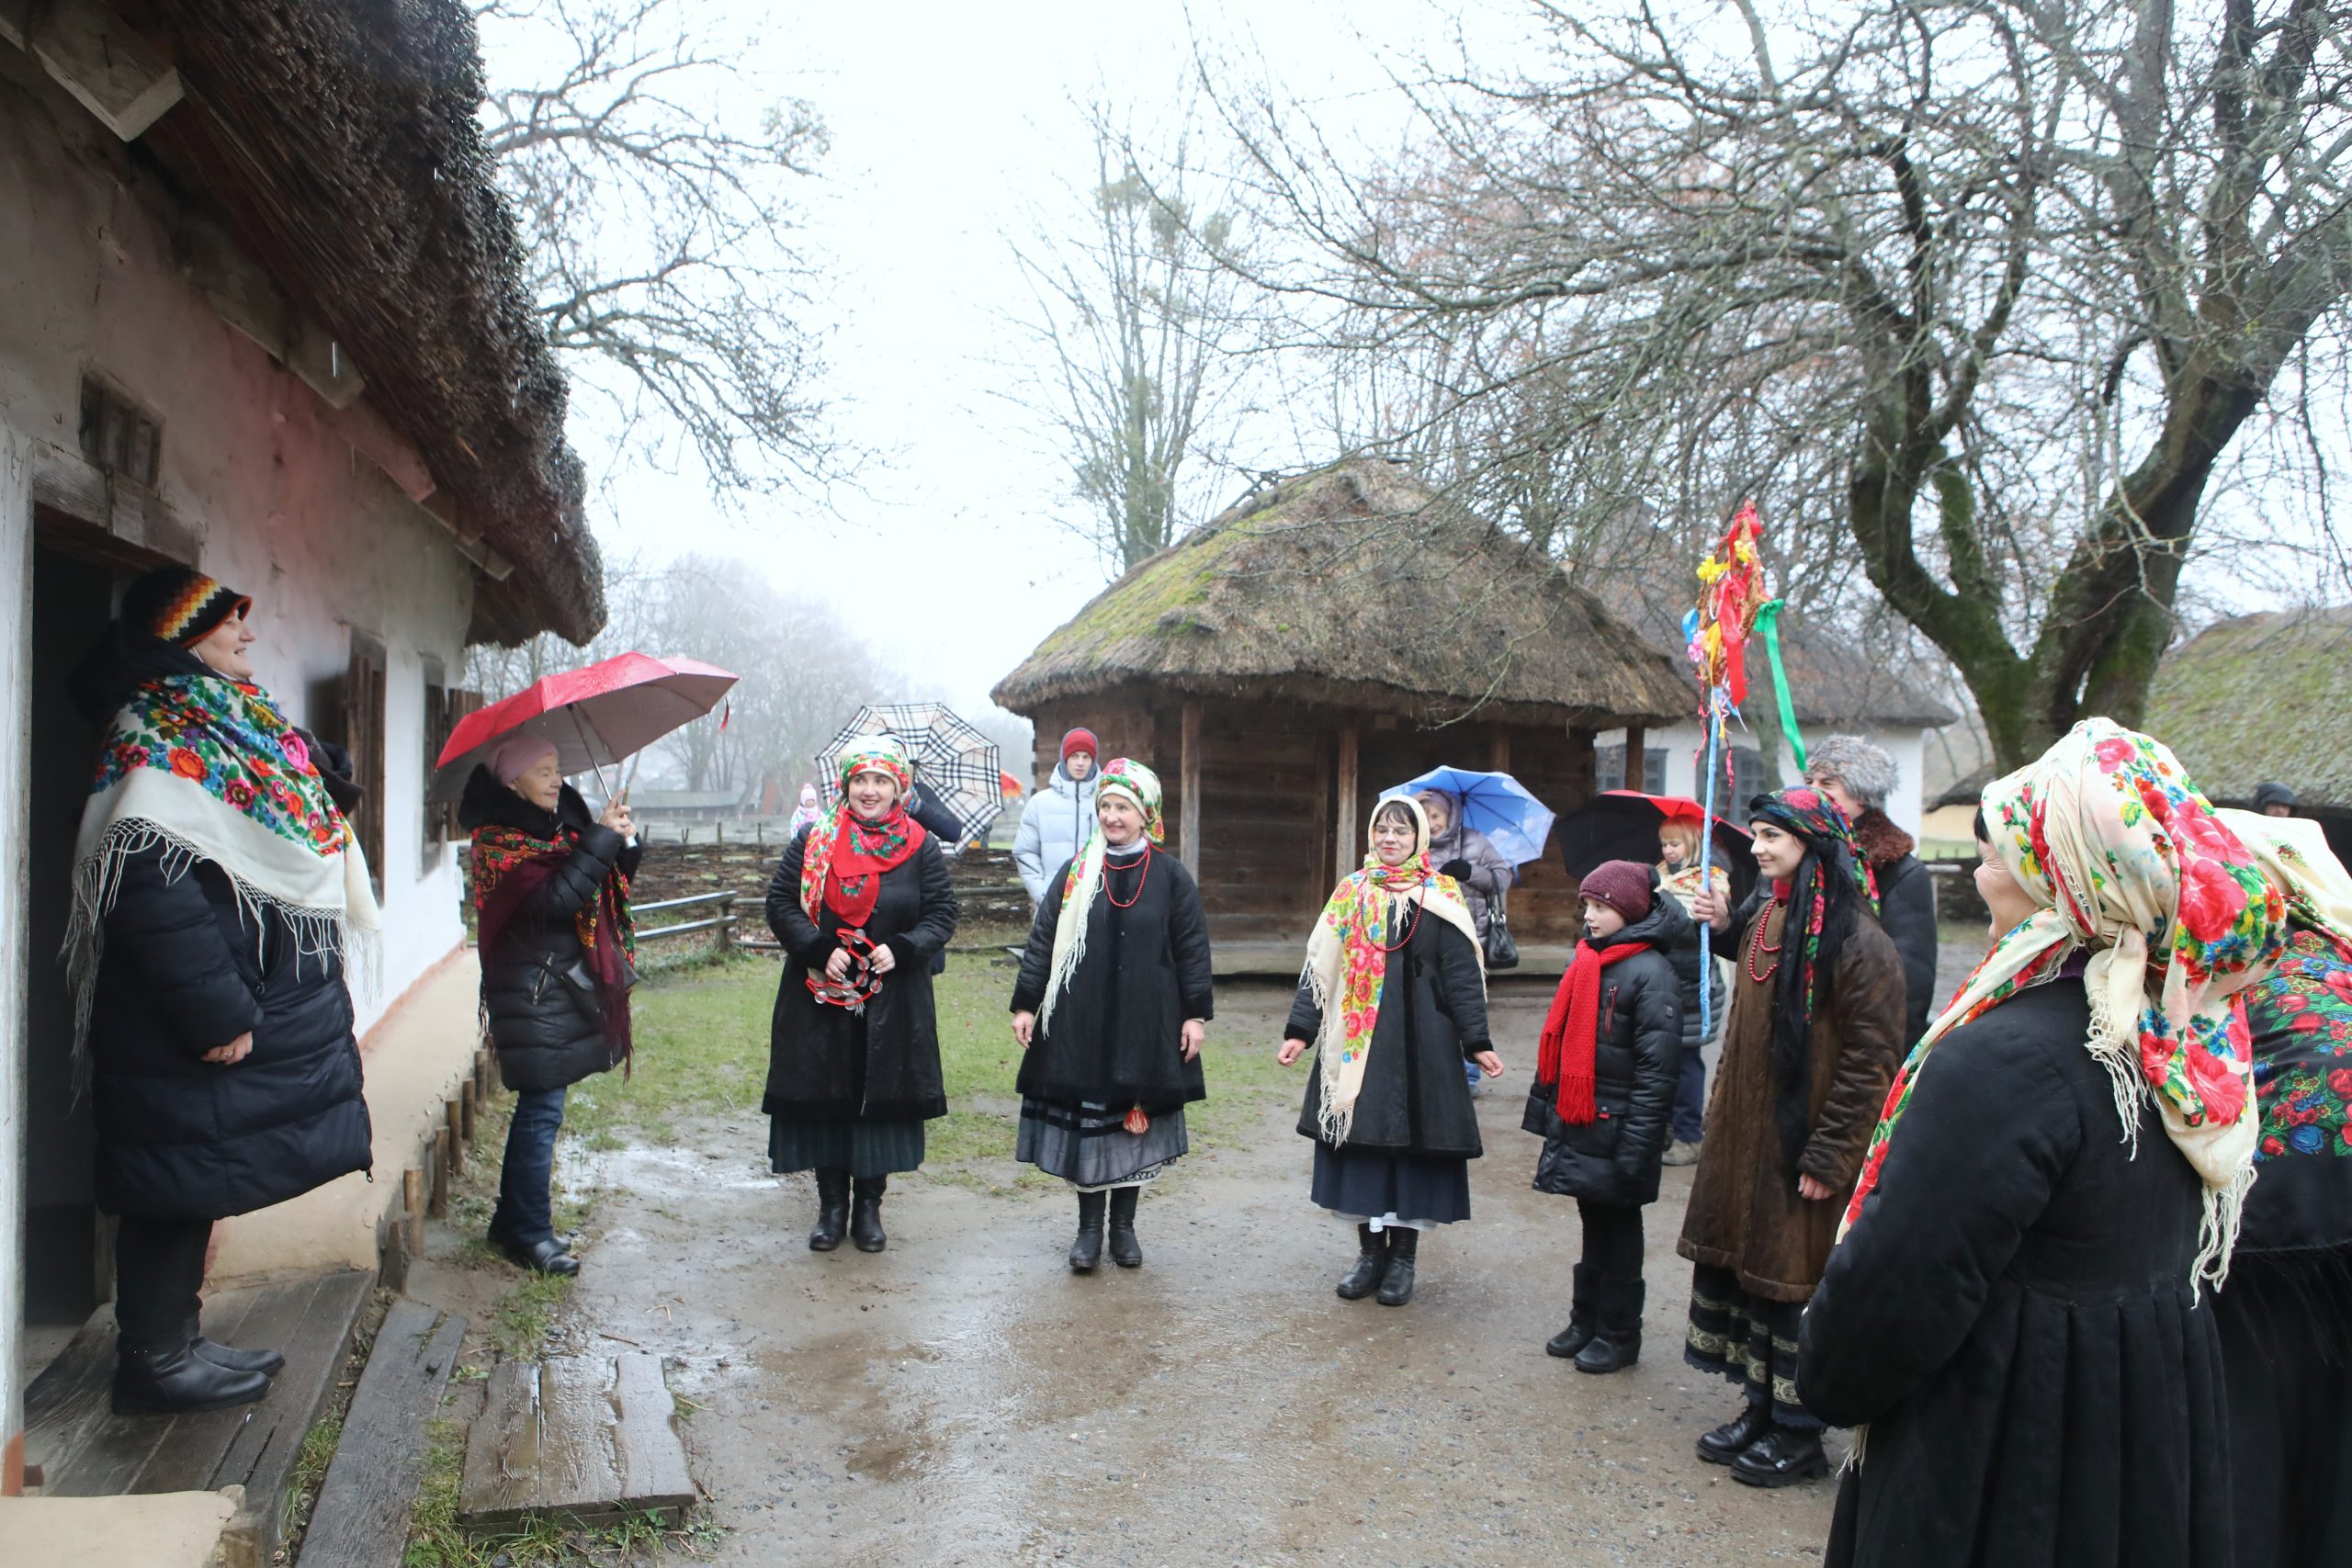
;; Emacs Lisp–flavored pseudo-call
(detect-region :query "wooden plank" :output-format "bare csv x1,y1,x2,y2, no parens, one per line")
298,1301,468,1568
402,1168,425,1257
446,1098,465,1172
18,0,184,140
1492,727,1512,773
1336,721,1360,871
429,1130,450,1217
1179,699,1203,878
608,1354,694,1519
461,1355,693,1529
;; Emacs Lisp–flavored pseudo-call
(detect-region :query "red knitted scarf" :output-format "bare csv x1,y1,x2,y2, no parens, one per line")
1536,941,1651,1123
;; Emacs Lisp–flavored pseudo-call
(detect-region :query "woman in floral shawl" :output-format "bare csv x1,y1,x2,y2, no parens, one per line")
1676,785,1904,1489
2208,808,2352,1568
63,565,379,1416
763,737,959,1253
1799,720,2280,1567
1009,760,1214,1272
1279,795,1502,1307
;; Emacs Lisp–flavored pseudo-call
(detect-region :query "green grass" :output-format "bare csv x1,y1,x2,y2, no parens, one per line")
562,948,1296,1195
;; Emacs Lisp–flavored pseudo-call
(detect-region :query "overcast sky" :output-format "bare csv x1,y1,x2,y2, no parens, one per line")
504,0,1538,738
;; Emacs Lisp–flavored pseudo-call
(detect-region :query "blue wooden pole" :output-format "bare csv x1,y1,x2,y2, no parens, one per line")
1697,688,1723,1040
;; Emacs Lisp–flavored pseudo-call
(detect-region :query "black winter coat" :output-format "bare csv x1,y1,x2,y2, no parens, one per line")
68,633,371,1221
460,771,640,1093
1289,908,1490,1158
1875,852,1939,1046
763,824,959,1122
1525,897,1686,1206
1799,979,2231,1568
1011,848,1214,1111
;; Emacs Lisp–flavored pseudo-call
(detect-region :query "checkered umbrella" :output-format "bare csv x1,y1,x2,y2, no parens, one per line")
815,702,1004,849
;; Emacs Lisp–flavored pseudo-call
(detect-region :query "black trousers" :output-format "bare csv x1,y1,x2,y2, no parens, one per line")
113,1213,212,1349
1577,1200,1644,1284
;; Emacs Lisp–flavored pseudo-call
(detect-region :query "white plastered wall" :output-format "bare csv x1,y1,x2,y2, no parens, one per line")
1,64,484,1283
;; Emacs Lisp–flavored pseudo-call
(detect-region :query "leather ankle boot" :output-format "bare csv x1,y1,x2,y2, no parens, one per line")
1545,1263,1600,1359
182,1314,284,1377
808,1170,851,1251
113,1340,270,1416
1574,1280,1645,1373
1336,1224,1385,1300
1069,1190,1107,1273
1697,1402,1774,1465
849,1177,888,1252
1731,1424,1830,1488
1106,1187,1142,1268
1375,1227,1419,1306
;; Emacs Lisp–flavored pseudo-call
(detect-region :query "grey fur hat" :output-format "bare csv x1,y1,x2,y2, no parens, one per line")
1806,734,1898,810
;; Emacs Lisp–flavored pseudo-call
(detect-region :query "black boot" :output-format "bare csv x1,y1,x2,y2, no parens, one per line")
1544,1263,1600,1359
1574,1280,1645,1373
1375,1226,1419,1306
1069,1190,1106,1273
1106,1187,1143,1268
1731,1424,1830,1488
113,1341,270,1416
849,1176,888,1253
808,1169,851,1252
1696,1402,1774,1466
489,1227,581,1276
1336,1224,1386,1300
183,1314,284,1377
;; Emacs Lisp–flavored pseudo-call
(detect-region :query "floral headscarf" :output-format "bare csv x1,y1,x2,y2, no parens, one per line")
1747,785,1880,1170
1299,795,1482,1145
1841,720,2285,1290
1038,758,1163,1035
797,737,925,926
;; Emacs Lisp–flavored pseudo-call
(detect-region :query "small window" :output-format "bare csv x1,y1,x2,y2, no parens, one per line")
78,377,163,487
342,637,388,898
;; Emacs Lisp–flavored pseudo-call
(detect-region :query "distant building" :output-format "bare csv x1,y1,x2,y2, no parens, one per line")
2146,606,2352,865
993,459,1692,947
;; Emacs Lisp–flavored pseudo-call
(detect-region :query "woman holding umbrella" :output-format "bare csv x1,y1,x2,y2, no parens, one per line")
1010,760,1214,1271
765,738,959,1252
462,735,639,1276
1279,796,1503,1306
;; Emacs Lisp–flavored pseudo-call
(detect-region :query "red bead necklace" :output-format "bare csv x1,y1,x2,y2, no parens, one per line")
1746,900,1786,984
1105,843,1152,908
1377,889,1423,951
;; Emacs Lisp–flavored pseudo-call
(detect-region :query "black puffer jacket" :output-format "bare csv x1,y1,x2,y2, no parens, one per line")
1289,908,1491,1158
460,769,640,1093
68,632,371,1221
1524,897,1687,1206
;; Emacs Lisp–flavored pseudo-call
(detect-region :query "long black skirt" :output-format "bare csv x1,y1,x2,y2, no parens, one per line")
1309,1144,1471,1227
768,1116,925,1179
1685,1262,1818,1428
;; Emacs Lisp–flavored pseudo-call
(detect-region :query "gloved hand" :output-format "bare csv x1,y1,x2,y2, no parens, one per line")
1438,858,1474,882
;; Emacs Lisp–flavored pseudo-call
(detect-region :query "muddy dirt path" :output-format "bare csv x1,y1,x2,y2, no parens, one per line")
503,978,1841,1567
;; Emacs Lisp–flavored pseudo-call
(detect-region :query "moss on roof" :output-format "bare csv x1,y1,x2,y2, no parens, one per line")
2145,607,2352,810
995,459,1692,725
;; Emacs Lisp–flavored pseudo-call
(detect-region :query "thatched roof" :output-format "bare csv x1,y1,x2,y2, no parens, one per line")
124,0,600,645
992,460,1691,726
2146,607,2352,812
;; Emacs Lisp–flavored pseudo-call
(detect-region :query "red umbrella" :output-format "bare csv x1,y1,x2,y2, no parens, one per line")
429,652,739,802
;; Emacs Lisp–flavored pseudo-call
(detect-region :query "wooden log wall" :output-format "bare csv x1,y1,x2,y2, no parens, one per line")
1025,687,1608,947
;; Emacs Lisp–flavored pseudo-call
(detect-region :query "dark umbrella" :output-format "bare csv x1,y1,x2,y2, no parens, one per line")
1555,791,1757,905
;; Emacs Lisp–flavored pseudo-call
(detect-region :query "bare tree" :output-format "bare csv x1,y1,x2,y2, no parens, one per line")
1218,0,2352,768
472,0,840,496
1003,100,1265,575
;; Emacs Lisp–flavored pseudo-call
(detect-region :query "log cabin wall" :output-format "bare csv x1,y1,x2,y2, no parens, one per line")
1022,688,1605,948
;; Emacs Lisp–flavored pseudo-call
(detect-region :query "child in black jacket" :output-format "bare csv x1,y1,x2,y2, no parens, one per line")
1525,859,1684,1371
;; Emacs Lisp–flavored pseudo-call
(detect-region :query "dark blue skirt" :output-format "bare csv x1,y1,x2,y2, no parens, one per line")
768,1116,926,1179
1310,1143,1472,1226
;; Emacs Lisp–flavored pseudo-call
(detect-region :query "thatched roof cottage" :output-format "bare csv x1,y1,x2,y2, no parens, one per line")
993,459,1691,950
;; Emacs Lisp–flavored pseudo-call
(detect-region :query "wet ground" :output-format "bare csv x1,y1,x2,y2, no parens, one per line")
507,977,1859,1568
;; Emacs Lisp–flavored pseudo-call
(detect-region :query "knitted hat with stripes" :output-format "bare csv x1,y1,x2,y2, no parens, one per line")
122,565,252,649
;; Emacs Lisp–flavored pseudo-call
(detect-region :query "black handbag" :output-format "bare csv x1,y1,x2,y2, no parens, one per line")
1483,897,1520,971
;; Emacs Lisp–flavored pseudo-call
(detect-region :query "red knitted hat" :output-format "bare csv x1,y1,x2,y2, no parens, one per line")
1578,859,1654,923
1061,727,1099,762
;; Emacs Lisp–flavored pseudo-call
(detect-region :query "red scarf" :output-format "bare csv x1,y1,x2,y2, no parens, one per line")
1535,940,1651,1123
804,803,926,927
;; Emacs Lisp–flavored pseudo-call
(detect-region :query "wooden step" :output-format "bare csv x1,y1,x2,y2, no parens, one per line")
458,1353,693,1529
24,1269,374,1562
294,1298,468,1567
